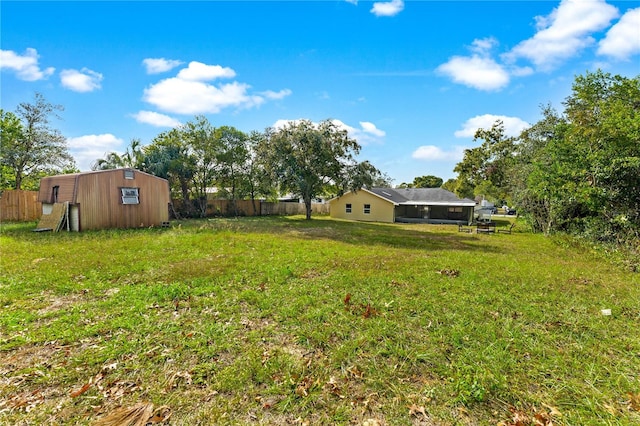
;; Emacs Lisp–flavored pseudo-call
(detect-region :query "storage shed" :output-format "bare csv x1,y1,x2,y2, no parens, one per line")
37,168,170,231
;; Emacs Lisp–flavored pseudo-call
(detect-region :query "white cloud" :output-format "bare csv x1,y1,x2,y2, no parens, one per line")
412,145,465,162
505,0,619,70
454,114,530,138
260,89,293,100
176,61,236,81
371,0,404,17
597,8,640,60
144,78,261,114
143,62,290,115
271,119,386,146
437,37,511,91
437,55,510,91
336,119,386,145
67,134,124,171
132,110,182,128
0,48,55,81
359,121,386,138
60,68,103,92
142,58,183,74
470,37,499,54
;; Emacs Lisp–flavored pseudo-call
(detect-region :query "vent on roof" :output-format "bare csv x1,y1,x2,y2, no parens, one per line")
382,191,393,196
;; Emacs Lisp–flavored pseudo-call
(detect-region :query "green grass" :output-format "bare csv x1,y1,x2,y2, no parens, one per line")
1,216,638,425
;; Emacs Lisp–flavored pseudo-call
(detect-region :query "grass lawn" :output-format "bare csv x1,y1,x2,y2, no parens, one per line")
1,216,638,425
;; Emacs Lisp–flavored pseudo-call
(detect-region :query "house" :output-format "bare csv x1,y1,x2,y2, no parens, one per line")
36,168,170,231
329,187,476,224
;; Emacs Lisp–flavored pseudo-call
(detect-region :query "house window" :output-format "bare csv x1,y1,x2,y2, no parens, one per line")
124,169,135,179
345,203,352,213
52,186,59,203
363,204,371,214
448,207,463,213
121,187,139,204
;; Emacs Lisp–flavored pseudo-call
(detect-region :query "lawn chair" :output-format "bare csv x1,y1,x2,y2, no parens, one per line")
458,223,473,233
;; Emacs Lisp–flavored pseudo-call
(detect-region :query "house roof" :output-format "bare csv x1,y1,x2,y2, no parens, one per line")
367,187,476,206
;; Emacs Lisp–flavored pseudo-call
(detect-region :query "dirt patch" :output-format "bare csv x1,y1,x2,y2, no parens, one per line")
36,291,88,315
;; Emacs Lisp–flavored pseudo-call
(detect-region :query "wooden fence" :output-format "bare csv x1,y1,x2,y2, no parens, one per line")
260,202,329,216
171,198,329,218
0,190,42,222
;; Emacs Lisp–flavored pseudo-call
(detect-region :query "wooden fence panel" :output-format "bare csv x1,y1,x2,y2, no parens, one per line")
206,199,260,216
260,202,329,216
0,190,42,222
170,198,330,218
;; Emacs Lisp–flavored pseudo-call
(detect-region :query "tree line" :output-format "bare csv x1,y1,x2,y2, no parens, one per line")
0,94,388,220
447,70,639,252
91,117,388,219
2,70,637,247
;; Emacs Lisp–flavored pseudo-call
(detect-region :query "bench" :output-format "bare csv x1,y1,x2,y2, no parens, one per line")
476,222,496,234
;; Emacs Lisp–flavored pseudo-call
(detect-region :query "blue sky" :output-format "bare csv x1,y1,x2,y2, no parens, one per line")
2,0,639,184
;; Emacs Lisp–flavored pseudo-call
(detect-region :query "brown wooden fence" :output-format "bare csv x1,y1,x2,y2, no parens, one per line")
0,190,42,222
260,202,329,216
171,198,329,218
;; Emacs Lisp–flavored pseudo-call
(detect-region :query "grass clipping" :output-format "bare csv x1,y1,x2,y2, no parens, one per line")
93,402,171,426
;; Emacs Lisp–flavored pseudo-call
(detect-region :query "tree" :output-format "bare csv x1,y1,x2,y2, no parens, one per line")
181,116,219,217
410,175,443,188
263,119,376,219
244,131,277,214
92,138,144,170
143,128,195,211
452,121,515,202
215,126,248,216
0,93,75,190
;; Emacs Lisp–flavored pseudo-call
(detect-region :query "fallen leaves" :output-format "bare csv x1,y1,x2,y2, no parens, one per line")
92,402,171,426
294,376,315,398
408,403,428,418
628,392,640,411
437,268,460,277
70,382,91,398
498,405,562,426
0,388,45,413
343,293,379,318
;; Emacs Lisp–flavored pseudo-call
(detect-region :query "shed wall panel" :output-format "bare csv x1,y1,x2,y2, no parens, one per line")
75,170,169,230
37,175,78,203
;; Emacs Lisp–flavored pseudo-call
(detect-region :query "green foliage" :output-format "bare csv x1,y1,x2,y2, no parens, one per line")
0,93,75,190
262,119,379,219
451,71,639,255
399,175,444,188
92,138,144,170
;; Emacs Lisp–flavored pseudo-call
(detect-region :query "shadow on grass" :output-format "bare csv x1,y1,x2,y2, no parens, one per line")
187,215,507,254
0,215,510,254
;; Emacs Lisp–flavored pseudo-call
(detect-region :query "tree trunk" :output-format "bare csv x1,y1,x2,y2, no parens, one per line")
304,195,312,220
14,170,22,190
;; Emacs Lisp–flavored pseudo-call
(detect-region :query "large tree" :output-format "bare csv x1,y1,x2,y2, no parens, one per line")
244,130,277,214
214,125,249,216
263,119,378,219
0,93,75,190
143,128,195,208
452,120,516,202
181,116,220,217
